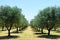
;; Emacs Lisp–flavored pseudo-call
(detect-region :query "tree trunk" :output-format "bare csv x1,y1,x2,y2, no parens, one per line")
37,28,40,32
2,26,4,31
8,29,10,37
16,27,19,33
54,28,56,31
48,29,50,36
41,28,43,34
19,28,21,31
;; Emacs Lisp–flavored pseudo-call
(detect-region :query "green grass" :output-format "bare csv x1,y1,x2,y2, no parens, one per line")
0,26,60,40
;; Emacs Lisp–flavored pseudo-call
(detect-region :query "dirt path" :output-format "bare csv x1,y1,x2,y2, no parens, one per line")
19,26,36,40
19,26,53,40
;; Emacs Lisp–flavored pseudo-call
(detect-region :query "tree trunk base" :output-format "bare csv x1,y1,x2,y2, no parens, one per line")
48,29,50,36
8,29,10,37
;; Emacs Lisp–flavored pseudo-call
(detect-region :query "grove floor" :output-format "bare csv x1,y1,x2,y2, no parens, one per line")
0,26,60,40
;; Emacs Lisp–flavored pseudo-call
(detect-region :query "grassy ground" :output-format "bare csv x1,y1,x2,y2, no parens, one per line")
0,26,60,40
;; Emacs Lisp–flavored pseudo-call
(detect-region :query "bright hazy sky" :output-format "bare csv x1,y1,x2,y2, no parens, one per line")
0,0,60,22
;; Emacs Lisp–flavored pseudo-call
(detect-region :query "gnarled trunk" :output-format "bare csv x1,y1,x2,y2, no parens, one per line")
8,29,10,37
48,29,50,36
7,25,12,37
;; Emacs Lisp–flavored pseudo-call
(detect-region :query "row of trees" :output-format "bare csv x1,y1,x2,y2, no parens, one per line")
30,7,60,36
0,6,28,37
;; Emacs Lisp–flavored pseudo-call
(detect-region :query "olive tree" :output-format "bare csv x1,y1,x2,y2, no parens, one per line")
0,6,21,36
30,7,60,36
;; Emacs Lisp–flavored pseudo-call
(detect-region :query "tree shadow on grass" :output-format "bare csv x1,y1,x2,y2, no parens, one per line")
51,29,60,33
37,35,60,39
0,30,6,31
0,35,19,39
56,30,60,33
11,31,22,34
35,32,47,35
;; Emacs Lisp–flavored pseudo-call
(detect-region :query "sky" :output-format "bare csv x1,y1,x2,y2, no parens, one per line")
0,0,60,23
